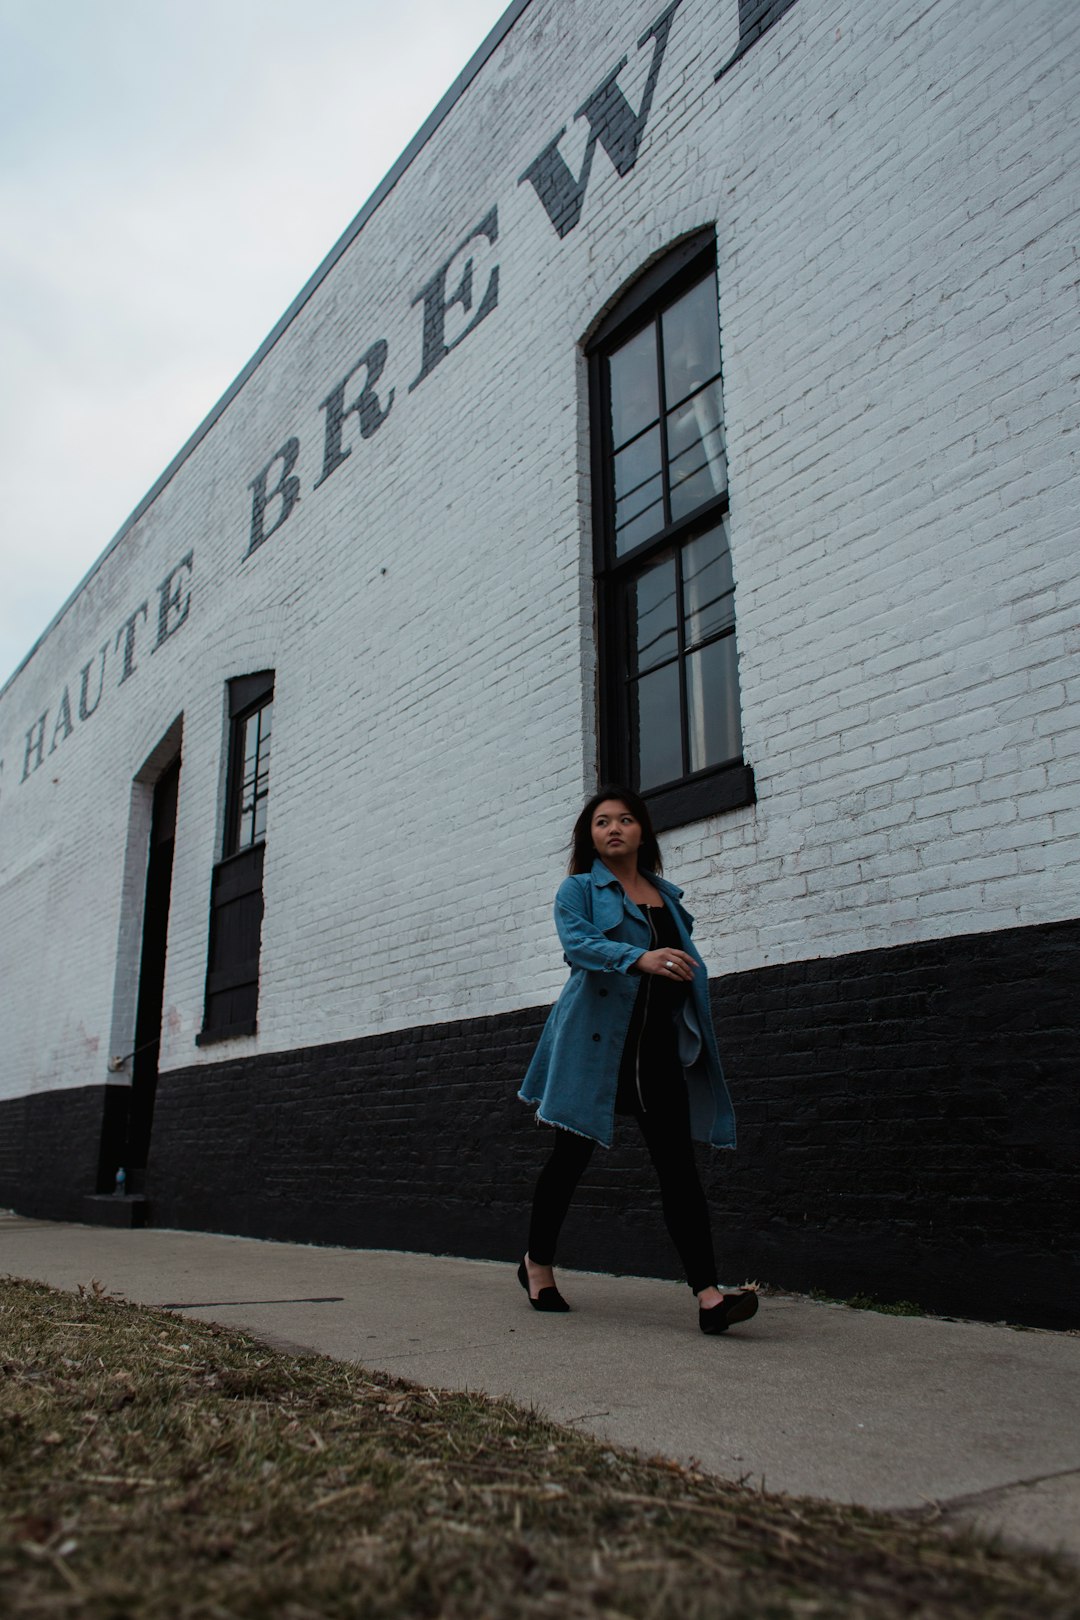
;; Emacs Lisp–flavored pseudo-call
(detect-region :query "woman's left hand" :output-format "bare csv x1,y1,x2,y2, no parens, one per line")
634,948,697,981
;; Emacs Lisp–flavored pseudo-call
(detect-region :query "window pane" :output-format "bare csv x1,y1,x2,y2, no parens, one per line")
629,557,678,675
686,634,742,773
242,713,259,772
235,700,272,851
667,380,726,521
614,426,664,552
609,323,659,448
662,276,722,407
682,521,735,647
631,662,683,790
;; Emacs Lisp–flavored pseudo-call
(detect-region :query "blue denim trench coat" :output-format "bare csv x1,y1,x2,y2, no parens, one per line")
518,859,736,1150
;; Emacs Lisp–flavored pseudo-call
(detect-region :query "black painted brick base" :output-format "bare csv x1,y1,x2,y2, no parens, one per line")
0,1086,116,1223
2,917,1077,1329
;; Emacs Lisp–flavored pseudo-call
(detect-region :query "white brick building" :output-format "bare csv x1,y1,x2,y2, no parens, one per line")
1,0,1076,1326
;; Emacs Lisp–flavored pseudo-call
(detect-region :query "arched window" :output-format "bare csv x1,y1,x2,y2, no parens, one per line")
587,231,754,831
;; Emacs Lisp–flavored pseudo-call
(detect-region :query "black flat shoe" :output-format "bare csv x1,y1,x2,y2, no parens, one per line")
517,1259,571,1313
699,1289,759,1335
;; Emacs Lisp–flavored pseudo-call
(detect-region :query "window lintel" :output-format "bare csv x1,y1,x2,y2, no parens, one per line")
228,670,274,719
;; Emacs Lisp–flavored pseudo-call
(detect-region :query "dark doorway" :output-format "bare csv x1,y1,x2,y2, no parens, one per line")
124,756,180,1193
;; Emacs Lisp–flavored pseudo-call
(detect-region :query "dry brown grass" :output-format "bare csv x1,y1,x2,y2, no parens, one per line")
1,1274,1078,1619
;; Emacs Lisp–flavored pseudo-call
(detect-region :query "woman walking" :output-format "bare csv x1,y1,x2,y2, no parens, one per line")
517,786,757,1335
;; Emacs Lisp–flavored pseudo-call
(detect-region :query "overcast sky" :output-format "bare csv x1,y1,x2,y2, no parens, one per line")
0,0,512,688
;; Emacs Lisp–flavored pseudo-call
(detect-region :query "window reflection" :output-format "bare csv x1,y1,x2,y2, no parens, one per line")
662,277,722,406
630,556,678,674
624,518,739,787
236,700,272,851
614,426,664,551
632,662,682,790
686,637,741,773
682,522,734,646
609,324,658,447
667,381,726,521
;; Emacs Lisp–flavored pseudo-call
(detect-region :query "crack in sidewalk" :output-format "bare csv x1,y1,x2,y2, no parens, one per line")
934,1463,1080,1512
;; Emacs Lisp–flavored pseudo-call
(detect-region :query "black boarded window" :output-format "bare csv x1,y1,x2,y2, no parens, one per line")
588,232,753,832
198,671,273,1045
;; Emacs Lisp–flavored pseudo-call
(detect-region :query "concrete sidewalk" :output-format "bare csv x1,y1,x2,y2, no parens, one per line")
3,1211,1078,1563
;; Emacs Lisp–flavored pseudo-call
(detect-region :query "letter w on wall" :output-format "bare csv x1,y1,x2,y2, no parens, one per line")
519,1,681,240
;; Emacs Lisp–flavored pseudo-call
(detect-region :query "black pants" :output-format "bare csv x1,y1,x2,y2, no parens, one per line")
526,1067,718,1294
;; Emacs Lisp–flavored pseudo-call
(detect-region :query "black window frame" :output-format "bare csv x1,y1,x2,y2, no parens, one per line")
223,675,274,858
588,231,754,833
197,670,274,1046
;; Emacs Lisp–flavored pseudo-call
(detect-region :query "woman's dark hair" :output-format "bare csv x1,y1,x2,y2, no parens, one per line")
568,784,663,876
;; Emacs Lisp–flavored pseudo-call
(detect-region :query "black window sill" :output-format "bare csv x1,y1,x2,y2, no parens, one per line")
196,1020,257,1048
644,763,756,832
215,839,266,870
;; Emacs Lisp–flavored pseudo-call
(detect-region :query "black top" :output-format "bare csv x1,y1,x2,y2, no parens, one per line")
637,903,688,1015
615,903,688,1113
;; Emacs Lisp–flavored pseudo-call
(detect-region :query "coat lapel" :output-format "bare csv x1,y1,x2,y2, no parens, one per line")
590,859,640,938
590,859,689,943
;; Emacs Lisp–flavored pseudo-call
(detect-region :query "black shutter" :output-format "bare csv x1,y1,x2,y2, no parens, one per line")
197,843,265,1044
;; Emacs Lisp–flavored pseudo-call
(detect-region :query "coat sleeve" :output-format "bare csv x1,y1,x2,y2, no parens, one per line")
554,877,647,975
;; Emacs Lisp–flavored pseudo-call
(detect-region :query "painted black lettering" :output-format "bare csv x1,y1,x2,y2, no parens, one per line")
315,342,395,488
247,437,301,556
409,208,500,391
115,602,149,685
49,687,74,753
154,550,194,650
22,713,47,782
78,645,108,720
519,0,681,239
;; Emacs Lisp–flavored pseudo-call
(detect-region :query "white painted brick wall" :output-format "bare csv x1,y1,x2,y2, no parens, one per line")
0,0,1076,1104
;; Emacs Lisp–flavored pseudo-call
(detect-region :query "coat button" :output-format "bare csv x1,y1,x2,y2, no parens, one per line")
592,1033,601,1042
598,989,608,998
